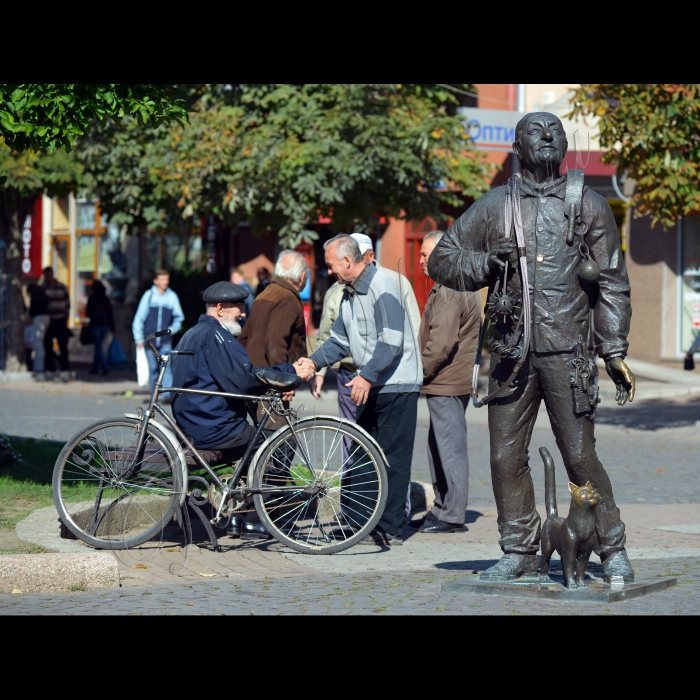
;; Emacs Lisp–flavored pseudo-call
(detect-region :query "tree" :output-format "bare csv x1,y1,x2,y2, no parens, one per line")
80,84,492,248
0,144,83,370
0,84,188,153
0,84,189,371
568,84,700,228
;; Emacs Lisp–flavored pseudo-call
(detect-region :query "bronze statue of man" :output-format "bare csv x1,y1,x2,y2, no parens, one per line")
428,112,636,584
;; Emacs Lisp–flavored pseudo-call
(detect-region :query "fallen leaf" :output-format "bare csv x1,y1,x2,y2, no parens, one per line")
187,603,193,606
133,564,148,569
198,573,216,578
165,548,180,553
656,468,666,474
11,589,22,594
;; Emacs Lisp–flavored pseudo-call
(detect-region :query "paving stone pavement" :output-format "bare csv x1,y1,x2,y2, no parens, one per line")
2,371,700,614
1,556,698,615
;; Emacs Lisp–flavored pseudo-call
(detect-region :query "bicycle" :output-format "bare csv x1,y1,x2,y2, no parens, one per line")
52,330,389,554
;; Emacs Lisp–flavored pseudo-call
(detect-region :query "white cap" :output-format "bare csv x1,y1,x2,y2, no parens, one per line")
350,233,373,255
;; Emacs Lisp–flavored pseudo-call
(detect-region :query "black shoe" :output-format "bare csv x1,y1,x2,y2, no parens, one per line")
479,553,539,581
241,521,272,541
418,518,466,534
408,510,437,529
361,528,403,546
601,549,635,584
227,515,244,538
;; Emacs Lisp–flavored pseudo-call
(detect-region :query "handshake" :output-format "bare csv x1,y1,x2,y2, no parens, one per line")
293,358,317,382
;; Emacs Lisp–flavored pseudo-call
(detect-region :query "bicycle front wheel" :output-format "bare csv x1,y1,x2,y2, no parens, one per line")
52,418,183,550
251,418,387,554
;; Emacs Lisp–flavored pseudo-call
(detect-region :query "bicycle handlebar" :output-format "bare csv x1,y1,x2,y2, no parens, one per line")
146,329,172,362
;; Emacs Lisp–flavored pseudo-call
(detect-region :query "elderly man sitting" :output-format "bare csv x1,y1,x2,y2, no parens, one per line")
171,281,313,540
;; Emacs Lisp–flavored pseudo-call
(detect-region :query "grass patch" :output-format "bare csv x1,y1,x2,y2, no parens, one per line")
1,543,48,554
0,435,64,530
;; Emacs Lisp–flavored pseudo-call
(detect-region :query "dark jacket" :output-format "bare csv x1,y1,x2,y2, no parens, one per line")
419,284,481,396
29,287,49,317
86,295,115,331
239,278,307,366
428,174,631,361
171,314,295,449
41,280,70,321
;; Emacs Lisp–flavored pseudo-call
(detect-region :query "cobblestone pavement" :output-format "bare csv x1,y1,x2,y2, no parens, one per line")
1,557,698,615
2,371,700,614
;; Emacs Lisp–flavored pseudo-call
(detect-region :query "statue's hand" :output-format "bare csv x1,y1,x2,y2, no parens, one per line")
488,238,516,270
605,357,635,406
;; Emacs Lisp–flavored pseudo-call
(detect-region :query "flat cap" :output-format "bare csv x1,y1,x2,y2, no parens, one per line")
202,281,249,304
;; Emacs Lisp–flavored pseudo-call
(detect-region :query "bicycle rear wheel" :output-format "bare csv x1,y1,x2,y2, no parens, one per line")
52,418,183,550
251,418,387,554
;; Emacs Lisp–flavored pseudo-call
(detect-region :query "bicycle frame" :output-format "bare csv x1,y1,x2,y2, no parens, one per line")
137,335,317,525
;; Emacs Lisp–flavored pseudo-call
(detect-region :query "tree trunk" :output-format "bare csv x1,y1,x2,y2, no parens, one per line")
0,188,36,372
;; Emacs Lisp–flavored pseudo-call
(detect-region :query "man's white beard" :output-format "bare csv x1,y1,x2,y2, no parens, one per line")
221,320,242,337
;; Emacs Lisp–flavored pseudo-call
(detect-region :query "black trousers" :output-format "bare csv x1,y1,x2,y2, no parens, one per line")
211,424,272,459
44,318,70,372
488,351,626,557
356,391,418,536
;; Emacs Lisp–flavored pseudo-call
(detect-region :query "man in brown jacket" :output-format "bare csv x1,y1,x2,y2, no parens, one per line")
414,231,482,533
239,249,309,429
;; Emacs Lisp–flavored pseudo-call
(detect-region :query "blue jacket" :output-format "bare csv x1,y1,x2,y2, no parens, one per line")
171,314,295,449
132,286,184,347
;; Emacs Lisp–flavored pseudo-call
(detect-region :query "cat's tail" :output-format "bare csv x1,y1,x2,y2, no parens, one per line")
539,446,558,517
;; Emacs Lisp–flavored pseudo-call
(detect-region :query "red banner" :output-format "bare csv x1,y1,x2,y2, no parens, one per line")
21,199,43,279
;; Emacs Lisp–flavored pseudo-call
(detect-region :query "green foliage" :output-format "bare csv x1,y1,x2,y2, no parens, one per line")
0,434,21,470
79,84,492,248
0,84,188,153
0,435,64,530
0,137,83,199
568,84,700,228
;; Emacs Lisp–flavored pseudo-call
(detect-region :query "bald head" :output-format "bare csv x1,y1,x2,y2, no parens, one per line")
512,111,568,181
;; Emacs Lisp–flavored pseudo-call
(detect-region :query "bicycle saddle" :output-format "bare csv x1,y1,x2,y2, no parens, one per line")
255,368,302,391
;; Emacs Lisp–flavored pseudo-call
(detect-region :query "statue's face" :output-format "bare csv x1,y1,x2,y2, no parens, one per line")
513,113,568,174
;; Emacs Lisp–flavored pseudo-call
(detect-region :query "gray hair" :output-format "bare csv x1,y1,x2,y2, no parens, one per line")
323,234,363,264
423,230,444,244
274,249,309,283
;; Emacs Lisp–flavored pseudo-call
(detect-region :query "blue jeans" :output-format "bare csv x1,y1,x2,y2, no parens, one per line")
146,339,173,397
91,325,110,374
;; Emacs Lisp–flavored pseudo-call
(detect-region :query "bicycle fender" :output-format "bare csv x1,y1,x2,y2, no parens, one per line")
124,413,188,507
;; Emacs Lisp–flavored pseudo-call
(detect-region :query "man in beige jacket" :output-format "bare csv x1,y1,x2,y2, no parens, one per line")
413,231,482,533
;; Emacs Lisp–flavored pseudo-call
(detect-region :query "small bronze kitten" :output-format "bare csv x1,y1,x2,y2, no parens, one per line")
539,447,600,590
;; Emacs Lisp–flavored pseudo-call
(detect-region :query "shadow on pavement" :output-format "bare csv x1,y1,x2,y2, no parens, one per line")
596,395,700,431
435,559,500,572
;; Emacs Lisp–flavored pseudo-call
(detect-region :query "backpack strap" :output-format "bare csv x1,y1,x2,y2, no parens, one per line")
564,169,585,245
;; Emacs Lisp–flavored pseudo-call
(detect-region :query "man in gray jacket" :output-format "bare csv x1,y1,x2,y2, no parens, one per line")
307,234,423,546
414,231,482,533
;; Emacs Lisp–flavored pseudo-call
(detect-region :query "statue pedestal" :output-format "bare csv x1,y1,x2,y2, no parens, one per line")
441,575,677,603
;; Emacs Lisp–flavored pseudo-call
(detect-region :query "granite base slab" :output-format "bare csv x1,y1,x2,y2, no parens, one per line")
441,575,677,603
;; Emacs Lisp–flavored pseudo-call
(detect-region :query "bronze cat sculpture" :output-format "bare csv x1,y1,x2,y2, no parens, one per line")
539,446,601,590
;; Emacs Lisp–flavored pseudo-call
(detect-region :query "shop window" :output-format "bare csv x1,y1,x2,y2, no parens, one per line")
76,201,97,230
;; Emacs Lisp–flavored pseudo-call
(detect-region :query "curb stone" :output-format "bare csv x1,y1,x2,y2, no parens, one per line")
0,553,119,593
